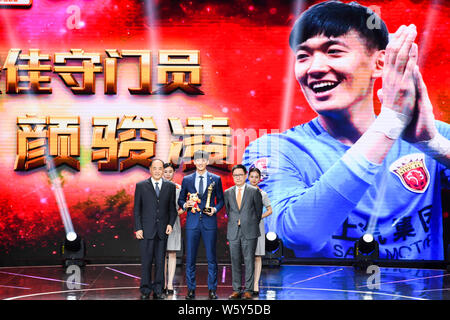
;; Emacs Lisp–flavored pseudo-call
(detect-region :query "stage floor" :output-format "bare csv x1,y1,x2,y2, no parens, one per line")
0,263,449,300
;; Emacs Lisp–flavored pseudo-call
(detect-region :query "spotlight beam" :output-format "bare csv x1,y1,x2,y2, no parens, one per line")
46,155,76,238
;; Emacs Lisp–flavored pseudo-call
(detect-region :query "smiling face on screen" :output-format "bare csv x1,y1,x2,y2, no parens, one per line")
294,30,384,115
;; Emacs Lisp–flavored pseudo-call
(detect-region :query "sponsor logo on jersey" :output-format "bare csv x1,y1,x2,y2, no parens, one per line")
389,153,430,193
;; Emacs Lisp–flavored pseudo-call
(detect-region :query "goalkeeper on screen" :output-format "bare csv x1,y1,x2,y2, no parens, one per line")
243,1,450,260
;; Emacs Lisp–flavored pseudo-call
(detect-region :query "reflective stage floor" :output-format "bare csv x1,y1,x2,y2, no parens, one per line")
1,264,449,300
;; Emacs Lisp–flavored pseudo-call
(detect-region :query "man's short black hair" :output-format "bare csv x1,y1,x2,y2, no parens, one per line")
193,150,210,161
232,164,247,175
289,1,389,52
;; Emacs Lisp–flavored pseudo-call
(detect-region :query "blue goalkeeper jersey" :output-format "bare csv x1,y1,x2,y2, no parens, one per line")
243,117,450,260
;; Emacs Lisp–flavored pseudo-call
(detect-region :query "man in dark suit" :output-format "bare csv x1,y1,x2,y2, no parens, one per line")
178,150,224,300
134,159,177,300
224,164,263,300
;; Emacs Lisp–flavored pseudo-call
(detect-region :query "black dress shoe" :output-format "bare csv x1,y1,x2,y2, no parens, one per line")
185,289,195,300
208,290,218,300
166,289,174,295
140,293,150,300
252,291,259,297
153,292,166,300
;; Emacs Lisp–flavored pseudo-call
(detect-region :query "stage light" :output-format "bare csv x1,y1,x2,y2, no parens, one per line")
66,232,77,242
265,232,279,251
263,232,283,267
61,232,86,268
354,233,379,271
359,234,376,253
64,232,81,251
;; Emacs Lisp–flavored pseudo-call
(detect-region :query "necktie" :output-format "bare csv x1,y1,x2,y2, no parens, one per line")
155,182,160,198
199,176,204,198
237,187,242,209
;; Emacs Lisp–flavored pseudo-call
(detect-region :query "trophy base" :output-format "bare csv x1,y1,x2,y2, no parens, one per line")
203,207,213,215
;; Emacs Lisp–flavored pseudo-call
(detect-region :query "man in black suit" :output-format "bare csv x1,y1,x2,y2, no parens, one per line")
134,159,177,300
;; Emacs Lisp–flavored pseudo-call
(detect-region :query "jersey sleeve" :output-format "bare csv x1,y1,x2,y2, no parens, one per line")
243,133,382,253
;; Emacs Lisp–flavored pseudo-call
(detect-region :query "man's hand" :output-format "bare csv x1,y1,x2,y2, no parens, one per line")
185,199,196,208
376,29,449,167
376,27,438,144
135,230,144,240
402,66,438,143
354,25,420,164
166,225,173,235
204,207,216,216
380,24,418,121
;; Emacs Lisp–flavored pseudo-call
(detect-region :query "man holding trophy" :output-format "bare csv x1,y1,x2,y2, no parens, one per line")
178,150,225,300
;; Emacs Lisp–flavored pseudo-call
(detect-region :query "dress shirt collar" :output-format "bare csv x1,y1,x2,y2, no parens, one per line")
235,183,246,191
151,177,163,188
196,171,208,179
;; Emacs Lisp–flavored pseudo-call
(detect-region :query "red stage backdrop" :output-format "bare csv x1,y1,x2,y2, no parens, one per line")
0,0,448,265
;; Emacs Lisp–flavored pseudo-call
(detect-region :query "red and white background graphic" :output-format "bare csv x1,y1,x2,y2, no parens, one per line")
0,0,448,265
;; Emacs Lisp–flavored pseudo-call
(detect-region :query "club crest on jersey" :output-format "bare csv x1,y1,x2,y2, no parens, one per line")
250,158,269,182
389,153,430,193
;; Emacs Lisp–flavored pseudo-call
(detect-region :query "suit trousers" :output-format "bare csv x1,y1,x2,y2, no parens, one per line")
139,236,166,295
185,222,218,290
229,225,257,292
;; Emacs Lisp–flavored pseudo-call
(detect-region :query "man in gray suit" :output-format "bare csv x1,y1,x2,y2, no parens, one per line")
224,164,263,299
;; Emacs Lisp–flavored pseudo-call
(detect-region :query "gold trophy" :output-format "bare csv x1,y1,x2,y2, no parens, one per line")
203,181,215,215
